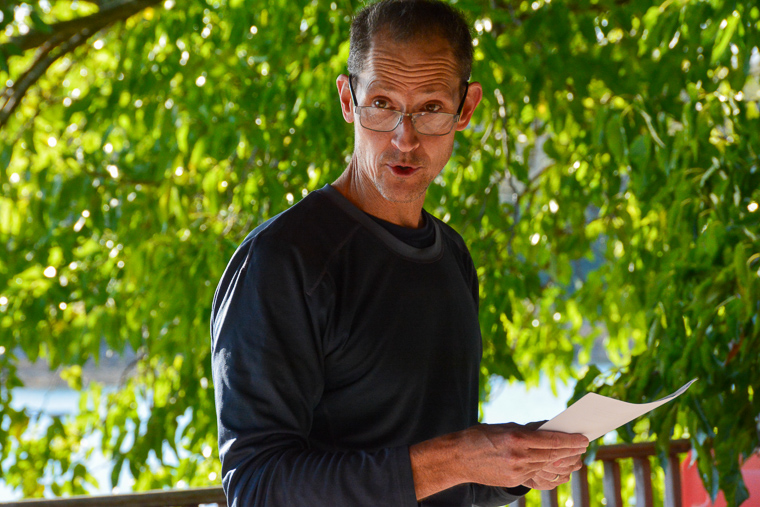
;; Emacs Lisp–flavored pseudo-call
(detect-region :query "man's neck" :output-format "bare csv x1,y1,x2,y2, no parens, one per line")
332,160,426,228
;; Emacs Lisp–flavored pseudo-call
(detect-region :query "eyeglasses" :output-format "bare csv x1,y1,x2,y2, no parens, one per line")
348,74,469,136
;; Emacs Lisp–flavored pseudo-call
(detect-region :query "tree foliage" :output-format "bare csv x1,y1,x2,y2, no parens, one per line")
1,0,758,503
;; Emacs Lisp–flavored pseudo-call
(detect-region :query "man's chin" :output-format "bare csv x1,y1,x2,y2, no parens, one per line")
376,183,427,205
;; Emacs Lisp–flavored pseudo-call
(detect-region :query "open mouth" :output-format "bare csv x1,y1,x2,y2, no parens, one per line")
390,164,419,174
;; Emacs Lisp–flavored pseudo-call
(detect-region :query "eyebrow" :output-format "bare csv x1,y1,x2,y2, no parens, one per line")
363,80,454,98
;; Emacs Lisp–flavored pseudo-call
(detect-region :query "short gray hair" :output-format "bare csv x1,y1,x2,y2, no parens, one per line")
347,0,474,84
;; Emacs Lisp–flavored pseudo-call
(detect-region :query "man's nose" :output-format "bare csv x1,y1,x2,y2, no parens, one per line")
391,115,420,153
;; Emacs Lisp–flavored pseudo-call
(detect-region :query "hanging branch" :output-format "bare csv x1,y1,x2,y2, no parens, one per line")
0,0,162,130
0,28,92,127
5,0,162,52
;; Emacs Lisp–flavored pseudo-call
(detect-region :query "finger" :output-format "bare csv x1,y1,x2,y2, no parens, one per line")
540,454,585,471
538,461,584,476
526,472,571,490
523,446,588,465
526,430,590,449
549,456,585,473
543,454,584,469
534,471,558,482
552,454,585,467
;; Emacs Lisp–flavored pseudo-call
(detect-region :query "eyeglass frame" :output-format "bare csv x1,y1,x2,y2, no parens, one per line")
347,73,470,136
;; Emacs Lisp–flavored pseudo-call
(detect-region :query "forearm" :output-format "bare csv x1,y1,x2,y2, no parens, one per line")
409,431,530,506
409,432,468,500
409,423,589,502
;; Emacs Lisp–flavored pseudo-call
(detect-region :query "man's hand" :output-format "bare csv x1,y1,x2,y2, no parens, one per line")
409,422,589,500
520,453,585,490
512,420,586,490
454,423,588,488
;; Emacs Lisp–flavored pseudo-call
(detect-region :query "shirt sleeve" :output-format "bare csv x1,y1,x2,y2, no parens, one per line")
210,234,419,507
472,484,530,506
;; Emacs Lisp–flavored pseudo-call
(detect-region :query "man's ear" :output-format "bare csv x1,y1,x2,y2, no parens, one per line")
455,82,483,131
336,74,355,123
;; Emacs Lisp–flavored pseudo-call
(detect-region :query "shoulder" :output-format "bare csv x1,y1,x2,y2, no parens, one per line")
211,188,360,319
260,188,360,258
246,188,359,275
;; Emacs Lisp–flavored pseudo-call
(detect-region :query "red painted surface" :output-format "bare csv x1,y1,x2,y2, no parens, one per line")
681,451,760,506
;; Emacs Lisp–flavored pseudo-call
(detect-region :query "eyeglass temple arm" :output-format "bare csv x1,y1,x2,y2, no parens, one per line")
348,74,359,108
456,82,470,117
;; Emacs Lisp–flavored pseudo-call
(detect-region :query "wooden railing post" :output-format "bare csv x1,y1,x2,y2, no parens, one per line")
603,459,623,507
664,453,683,507
571,465,590,507
633,457,654,507
540,488,559,507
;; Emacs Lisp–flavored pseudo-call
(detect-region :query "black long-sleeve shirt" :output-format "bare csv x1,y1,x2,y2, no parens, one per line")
211,184,527,506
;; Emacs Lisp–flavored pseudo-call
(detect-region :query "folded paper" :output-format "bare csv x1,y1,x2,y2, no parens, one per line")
539,378,698,441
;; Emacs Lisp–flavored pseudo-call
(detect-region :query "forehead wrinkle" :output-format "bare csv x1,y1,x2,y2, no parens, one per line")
364,60,460,97
358,35,463,102
369,53,460,76
368,63,459,81
367,34,460,73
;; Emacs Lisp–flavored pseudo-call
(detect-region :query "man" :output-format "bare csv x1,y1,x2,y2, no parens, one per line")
210,1,589,505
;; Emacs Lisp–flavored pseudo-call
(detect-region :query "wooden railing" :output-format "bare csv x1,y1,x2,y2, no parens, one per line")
517,439,692,507
1,440,692,507
0,487,226,507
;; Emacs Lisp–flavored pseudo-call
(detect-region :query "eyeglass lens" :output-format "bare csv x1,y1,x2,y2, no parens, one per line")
359,108,455,135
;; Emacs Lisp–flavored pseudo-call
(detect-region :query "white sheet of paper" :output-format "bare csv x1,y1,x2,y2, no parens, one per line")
538,378,697,441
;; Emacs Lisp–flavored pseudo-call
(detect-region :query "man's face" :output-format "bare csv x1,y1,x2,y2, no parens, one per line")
338,32,481,208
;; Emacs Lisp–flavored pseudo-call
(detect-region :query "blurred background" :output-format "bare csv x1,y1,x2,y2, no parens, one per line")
1,0,758,504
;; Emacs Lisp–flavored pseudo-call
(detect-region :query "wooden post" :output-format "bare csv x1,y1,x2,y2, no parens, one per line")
571,465,590,507
603,460,623,507
633,457,654,507
664,453,683,507
540,488,559,507
515,495,527,507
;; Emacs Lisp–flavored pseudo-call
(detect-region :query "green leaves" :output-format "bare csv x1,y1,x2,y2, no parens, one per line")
605,112,629,167
0,0,758,503
712,13,741,64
